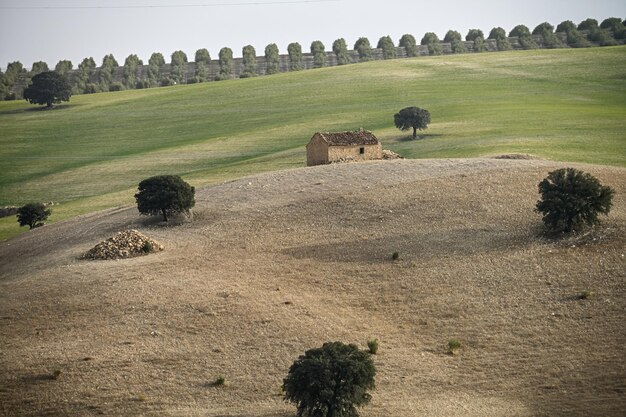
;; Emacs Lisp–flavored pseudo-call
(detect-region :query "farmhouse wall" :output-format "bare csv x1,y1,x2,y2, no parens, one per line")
328,143,382,163
306,136,329,166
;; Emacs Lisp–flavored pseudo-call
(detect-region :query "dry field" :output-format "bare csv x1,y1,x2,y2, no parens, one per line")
1,158,625,417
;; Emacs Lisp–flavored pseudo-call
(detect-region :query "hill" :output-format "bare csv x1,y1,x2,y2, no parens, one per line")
0,159,625,416
0,46,625,240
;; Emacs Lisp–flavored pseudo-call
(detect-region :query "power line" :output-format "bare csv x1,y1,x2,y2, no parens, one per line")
0,0,339,10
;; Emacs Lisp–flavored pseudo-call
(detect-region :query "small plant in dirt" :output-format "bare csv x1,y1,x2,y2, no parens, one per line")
367,339,379,354
51,369,62,380
135,175,195,222
448,339,461,355
283,341,376,417
578,290,592,300
536,168,614,234
213,375,226,386
391,251,400,261
141,241,154,254
16,202,51,229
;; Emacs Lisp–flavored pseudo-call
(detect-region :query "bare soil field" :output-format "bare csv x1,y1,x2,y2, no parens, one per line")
1,158,625,417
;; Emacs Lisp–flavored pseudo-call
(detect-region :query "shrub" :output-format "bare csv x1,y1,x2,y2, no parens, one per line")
367,339,379,354
135,175,195,222
214,375,225,386
17,202,51,229
283,341,376,417
578,290,592,300
391,251,399,261
536,168,614,233
108,82,124,92
448,339,461,355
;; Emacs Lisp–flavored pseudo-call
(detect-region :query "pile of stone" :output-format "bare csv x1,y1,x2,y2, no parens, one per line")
82,229,163,260
382,150,403,159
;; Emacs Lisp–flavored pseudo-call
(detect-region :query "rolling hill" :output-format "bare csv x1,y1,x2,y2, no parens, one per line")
0,46,625,240
0,158,624,416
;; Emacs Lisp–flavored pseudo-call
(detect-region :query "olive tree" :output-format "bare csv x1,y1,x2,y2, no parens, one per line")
264,43,281,74
310,40,326,68
283,342,376,417
354,37,373,61
532,22,565,48
536,168,614,233
421,32,442,55
509,25,538,49
241,45,257,78
332,38,350,65
135,175,195,222
488,27,512,50
377,35,396,59
443,30,467,53
466,29,486,52
17,203,51,229
394,106,431,139
288,42,303,71
399,33,419,57
216,47,234,80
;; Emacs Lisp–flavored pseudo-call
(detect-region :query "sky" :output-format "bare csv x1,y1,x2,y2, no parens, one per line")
0,0,624,71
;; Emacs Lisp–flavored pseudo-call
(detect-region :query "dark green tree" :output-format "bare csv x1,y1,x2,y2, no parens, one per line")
556,20,577,33
17,203,51,229
577,18,599,31
394,106,431,139
3,61,25,98
122,54,143,89
488,27,512,50
600,17,625,39
377,35,396,59
509,25,538,49
0,70,7,100
264,43,280,74
170,50,188,84
332,38,350,65
216,47,234,80
565,27,592,48
54,60,73,75
587,26,619,46
421,32,443,55
98,54,118,91
30,61,49,76
310,40,326,68
147,52,165,87
354,37,373,61
288,42,303,71
399,34,419,57
241,45,257,78
536,168,614,233
192,48,211,83
466,29,486,52
532,22,565,48
444,30,467,53
23,71,72,108
135,175,195,222
76,57,96,92
283,342,376,417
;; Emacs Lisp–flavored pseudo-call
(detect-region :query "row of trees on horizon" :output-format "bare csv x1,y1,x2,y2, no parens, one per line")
1,16,624,101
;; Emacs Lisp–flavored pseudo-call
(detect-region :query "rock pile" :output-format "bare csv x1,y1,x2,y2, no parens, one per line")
82,230,164,260
382,149,403,160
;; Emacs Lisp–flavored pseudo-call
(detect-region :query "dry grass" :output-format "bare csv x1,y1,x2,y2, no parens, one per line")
0,158,624,417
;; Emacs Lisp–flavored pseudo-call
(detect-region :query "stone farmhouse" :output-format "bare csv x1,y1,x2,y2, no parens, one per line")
306,130,382,166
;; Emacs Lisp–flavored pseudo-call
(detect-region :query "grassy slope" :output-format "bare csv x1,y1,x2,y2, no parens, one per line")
1,46,625,239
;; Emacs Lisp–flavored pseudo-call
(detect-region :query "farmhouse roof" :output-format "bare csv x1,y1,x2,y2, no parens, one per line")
316,130,379,146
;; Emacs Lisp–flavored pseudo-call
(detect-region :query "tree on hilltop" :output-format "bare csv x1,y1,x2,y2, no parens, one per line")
399,34,419,57
264,43,280,74
533,22,565,48
444,30,467,53
488,27,512,50
421,32,443,55
509,25,538,49
241,45,257,78
23,71,72,108
332,38,350,65
288,42,303,71
354,37,373,61
377,35,396,59
135,175,195,222
311,40,326,68
466,29,486,52
394,106,431,139
216,47,234,80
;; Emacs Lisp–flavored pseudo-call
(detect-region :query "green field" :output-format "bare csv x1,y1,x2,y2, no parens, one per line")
1,46,625,240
